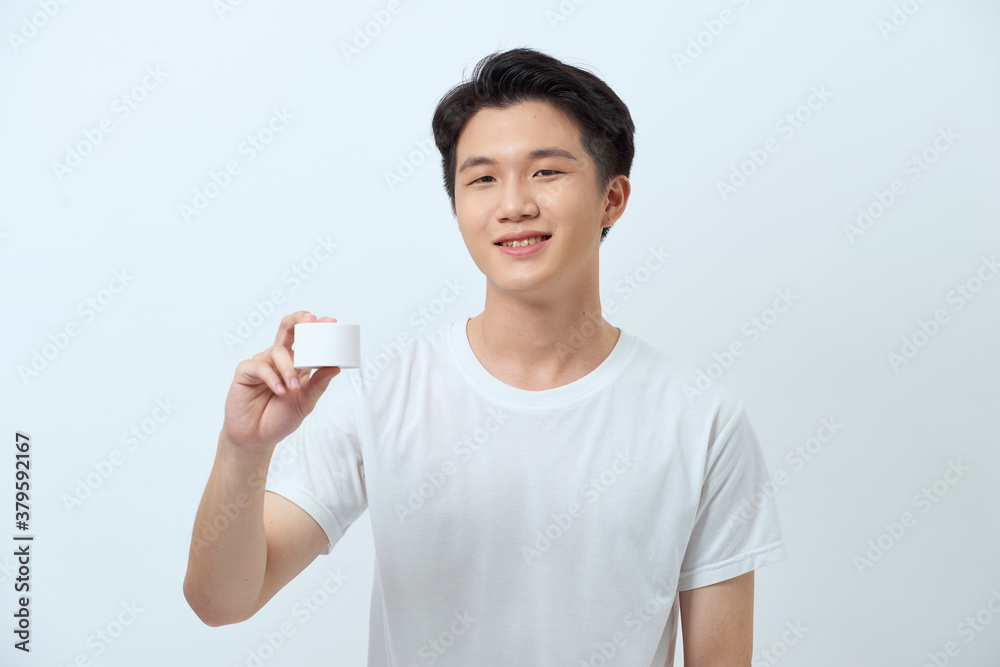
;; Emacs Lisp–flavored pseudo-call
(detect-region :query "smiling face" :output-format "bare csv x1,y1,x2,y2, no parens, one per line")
453,100,628,299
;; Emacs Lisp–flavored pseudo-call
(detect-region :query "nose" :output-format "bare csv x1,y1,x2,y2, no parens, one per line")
495,176,539,222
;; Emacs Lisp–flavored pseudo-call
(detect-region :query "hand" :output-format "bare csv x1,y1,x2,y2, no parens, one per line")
221,311,341,452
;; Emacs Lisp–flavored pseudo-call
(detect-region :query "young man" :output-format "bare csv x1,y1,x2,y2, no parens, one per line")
184,47,787,666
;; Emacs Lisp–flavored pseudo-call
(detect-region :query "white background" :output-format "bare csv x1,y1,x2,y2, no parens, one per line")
2,0,999,665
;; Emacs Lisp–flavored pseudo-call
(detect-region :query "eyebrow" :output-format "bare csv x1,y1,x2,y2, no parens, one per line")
457,148,578,174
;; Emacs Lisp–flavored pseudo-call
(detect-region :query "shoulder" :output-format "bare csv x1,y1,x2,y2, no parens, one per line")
623,331,745,434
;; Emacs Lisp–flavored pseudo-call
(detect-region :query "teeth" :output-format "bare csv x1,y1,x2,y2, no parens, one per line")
500,235,547,247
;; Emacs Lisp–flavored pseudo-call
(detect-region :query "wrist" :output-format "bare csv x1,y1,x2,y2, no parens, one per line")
217,431,276,471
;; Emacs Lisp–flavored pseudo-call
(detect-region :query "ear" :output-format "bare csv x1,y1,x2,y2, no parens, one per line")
601,175,631,230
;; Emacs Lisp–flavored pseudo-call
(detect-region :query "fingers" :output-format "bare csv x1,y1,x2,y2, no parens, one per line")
269,344,300,392
236,356,288,396
273,311,338,353
299,366,341,412
273,310,315,351
266,312,341,395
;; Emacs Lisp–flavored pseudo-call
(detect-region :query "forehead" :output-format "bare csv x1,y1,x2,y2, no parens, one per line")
456,100,585,155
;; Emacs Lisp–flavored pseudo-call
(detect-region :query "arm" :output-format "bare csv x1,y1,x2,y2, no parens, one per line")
678,570,754,667
183,311,341,626
182,434,328,626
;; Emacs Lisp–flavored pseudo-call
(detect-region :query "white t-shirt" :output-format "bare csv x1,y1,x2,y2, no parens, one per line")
265,317,788,666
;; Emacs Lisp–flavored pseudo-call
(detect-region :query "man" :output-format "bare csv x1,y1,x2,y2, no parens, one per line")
184,47,788,666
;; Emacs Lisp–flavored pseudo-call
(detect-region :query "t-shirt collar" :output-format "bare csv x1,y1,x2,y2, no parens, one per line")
448,317,636,411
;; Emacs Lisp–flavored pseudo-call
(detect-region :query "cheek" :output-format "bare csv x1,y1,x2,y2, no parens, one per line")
455,208,487,250
457,199,493,231
468,194,493,218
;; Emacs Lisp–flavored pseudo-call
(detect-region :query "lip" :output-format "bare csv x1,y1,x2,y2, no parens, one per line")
494,230,551,245
496,235,550,256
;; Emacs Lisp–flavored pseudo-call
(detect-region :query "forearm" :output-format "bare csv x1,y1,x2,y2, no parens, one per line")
183,432,273,626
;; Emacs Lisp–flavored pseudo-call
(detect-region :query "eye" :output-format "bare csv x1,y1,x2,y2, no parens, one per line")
470,175,495,184
536,169,561,176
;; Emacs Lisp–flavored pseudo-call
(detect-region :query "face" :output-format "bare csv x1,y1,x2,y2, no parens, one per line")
453,100,628,298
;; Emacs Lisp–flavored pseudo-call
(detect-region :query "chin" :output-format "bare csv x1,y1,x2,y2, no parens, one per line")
487,272,554,294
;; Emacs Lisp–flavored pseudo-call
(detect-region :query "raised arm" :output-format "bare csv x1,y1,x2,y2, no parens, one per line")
183,311,340,626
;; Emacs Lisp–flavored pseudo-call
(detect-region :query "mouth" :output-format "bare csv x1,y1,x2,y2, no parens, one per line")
495,235,552,248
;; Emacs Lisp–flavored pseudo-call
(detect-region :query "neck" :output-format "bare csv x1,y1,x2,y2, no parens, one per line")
466,273,619,391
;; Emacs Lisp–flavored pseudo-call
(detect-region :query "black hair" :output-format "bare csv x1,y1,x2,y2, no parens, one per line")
431,47,635,243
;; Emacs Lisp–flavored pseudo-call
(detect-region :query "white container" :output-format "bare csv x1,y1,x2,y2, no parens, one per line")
292,322,361,369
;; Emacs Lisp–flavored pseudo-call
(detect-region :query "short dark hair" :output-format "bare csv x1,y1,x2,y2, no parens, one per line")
431,47,635,243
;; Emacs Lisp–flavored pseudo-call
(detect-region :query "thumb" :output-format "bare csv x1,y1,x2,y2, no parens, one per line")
298,366,341,413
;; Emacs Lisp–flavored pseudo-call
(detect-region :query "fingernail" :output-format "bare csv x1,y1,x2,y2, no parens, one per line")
289,376,300,390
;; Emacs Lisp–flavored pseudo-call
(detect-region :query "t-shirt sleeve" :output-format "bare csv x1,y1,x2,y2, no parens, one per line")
677,401,788,590
264,371,368,555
